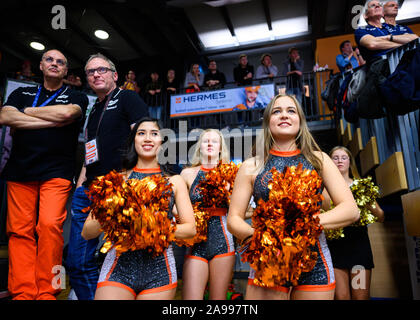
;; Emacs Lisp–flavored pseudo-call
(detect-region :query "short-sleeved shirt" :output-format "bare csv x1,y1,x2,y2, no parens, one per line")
383,23,414,35
2,85,88,182
355,24,391,62
84,88,148,186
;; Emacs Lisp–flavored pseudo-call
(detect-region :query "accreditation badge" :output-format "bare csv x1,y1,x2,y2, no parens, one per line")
85,138,100,165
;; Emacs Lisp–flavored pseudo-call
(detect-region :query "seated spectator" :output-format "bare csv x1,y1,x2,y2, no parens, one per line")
144,71,163,120
354,0,405,63
120,70,140,93
184,63,204,93
255,53,278,80
336,41,366,73
383,1,419,39
281,47,304,104
15,60,35,82
233,54,254,86
203,60,226,90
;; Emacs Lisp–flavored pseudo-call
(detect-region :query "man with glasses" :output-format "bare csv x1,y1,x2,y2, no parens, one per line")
383,1,419,40
354,0,401,62
0,49,88,300
66,53,148,300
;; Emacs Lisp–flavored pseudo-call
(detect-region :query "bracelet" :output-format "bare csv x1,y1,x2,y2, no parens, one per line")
390,34,394,42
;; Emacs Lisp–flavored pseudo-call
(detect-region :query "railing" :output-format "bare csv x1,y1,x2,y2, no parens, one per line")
143,70,334,131
342,38,420,192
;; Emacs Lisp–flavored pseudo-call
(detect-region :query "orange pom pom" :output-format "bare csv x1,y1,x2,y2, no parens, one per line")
242,163,323,287
176,162,240,247
85,171,176,256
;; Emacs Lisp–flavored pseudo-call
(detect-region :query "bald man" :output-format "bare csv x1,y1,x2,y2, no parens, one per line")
0,49,88,300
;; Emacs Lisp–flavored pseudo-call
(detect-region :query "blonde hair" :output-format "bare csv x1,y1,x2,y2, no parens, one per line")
252,94,323,173
85,53,117,73
329,146,361,179
190,129,230,167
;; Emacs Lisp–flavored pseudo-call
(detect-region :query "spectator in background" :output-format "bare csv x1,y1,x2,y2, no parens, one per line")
233,54,254,87
163,69,180,125
63,73,83,89
204,60,226,90
144,71,163,120
120,70,140,94
163,69,180,96
336,41,366,73
15,60,35,82
383,0,419,38
255,53,278,81
184,63,204,93
354,0,402,62
281,47,304,104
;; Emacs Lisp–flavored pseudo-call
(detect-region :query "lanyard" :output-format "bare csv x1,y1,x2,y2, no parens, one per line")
85,91,114,140
32,85,65,107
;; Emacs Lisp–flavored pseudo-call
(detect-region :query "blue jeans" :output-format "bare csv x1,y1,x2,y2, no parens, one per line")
148,106,162,120
66,186,99,300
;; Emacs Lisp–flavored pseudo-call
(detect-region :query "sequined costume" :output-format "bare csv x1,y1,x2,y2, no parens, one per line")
185,167,235,263
96,167,177,297
248,149,335,292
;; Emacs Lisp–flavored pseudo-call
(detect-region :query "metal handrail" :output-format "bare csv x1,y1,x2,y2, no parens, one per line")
352,38,420,191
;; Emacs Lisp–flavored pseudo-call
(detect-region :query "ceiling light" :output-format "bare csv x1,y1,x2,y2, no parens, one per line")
94,30,109,40
30,41,45,51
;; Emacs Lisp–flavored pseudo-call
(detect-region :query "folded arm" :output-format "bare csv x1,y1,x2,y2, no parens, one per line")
23,103,82,123
360,34,402,51
0,106,57,130
391,33,419,45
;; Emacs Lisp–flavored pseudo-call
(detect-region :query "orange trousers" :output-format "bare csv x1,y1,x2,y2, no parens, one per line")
6,178,72,300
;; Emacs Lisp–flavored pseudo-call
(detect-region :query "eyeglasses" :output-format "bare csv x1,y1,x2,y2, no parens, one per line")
332,156,349,161
43,56,67,67
368,2,382,9
86,67,115,76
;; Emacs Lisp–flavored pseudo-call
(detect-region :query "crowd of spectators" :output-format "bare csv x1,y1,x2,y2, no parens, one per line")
5,0,418,126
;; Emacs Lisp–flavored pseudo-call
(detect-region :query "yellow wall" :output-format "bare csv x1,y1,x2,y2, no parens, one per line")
316,23,420,74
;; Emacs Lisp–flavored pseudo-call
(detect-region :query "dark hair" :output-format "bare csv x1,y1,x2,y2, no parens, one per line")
121,117,177,176
288,47,298,54
339,40,351,52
